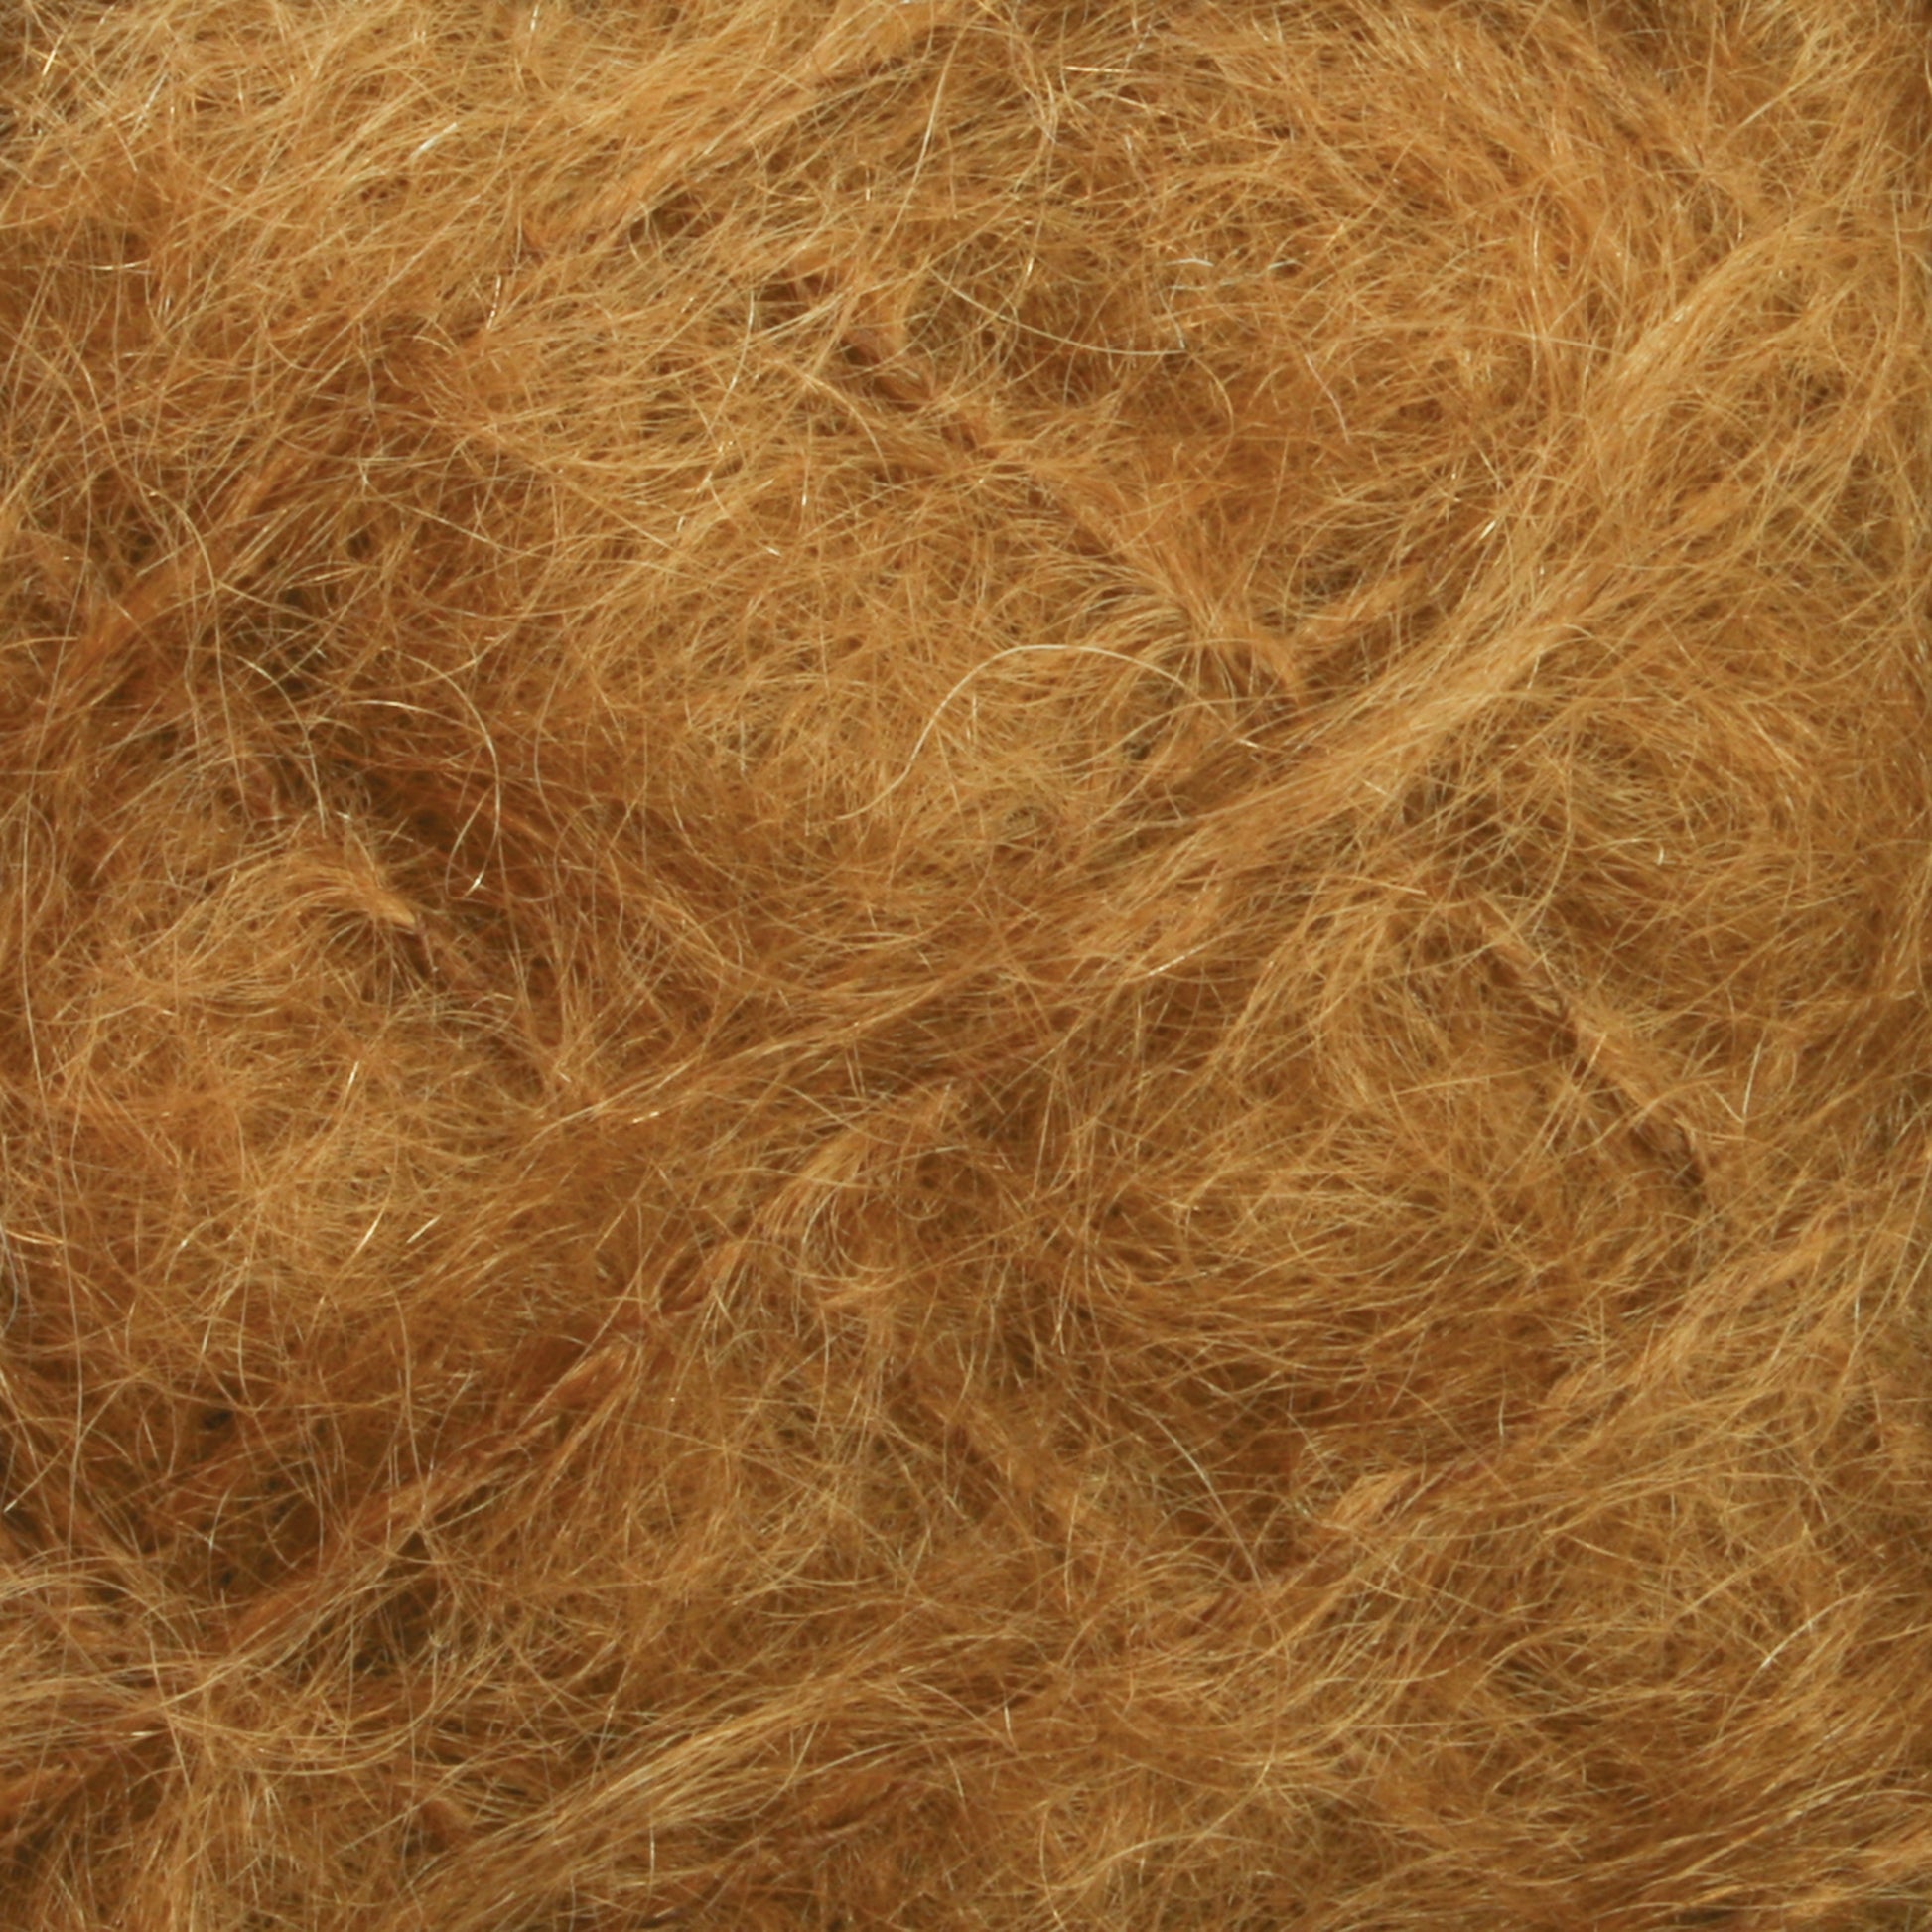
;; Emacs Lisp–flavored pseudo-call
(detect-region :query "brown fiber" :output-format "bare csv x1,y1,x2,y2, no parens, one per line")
4,1,1932,1925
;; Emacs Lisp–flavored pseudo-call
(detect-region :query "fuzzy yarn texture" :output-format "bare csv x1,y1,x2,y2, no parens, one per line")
4,1,1932,1926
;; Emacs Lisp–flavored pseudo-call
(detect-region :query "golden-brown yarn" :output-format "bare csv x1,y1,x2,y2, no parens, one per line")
3,1,1931,1924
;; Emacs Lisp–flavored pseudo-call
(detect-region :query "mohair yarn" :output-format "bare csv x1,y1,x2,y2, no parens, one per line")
3,2,1932,1925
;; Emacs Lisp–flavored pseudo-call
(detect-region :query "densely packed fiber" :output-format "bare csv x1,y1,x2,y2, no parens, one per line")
4,1,1932,1924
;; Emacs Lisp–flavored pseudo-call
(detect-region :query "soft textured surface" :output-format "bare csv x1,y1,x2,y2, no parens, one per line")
4,1,1932,1925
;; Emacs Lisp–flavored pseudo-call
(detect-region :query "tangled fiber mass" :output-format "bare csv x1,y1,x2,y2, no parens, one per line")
5,1,1932,1924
